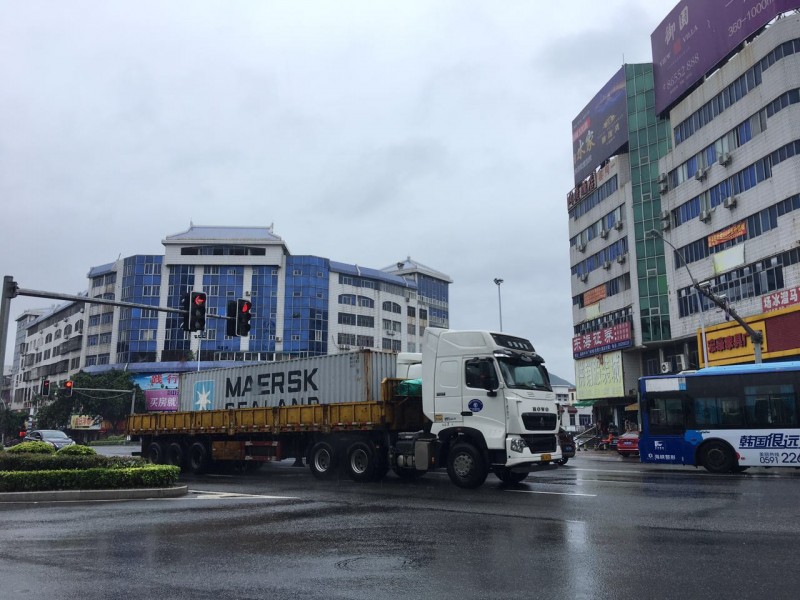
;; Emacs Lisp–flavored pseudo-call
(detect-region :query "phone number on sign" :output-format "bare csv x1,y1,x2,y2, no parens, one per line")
728,0,775,37
759,451,800,464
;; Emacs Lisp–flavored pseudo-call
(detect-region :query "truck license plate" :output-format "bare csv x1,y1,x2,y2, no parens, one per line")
541,453,551,461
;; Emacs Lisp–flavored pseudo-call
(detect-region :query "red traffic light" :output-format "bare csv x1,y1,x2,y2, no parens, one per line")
193,294,206,306
64,380,74,396
240,301,251,313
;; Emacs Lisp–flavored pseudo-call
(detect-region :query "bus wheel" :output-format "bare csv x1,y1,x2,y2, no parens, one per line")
188,442,209,474
148,441,165,464
701,441,735,473
447,442,488,488
494,467,528,484
344,441,375,482
309,441,338,479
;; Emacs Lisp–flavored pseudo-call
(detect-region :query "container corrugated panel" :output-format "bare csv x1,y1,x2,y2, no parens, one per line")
178,350,397,412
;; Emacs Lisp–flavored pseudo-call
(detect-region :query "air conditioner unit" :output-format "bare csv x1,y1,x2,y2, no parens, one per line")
718,152,732,166
675,354,688,371
699,209,711,222
614,220,624,230
659,182,669,194
661,219,671,231
657,173,668,184
695,168,707,181
616,255,626,264
660,361,672,374
577,243,586,253
600,229,610,239
579,273,588,282
603,261,612,270
723,196,737,209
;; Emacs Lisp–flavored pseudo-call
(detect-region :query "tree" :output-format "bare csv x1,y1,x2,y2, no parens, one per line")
69,371,146,433
0,406,28,441
34,394,76,429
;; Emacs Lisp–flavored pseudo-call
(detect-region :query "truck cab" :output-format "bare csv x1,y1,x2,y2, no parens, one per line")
419,328,560,487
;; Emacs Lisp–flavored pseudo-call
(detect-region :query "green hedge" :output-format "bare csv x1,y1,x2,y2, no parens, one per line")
0,465,180,492
7,441,55,454
0,453,145,472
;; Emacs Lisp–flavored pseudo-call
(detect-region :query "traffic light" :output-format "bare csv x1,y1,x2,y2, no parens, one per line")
235,298,252,336
64,380,74,397
182,291,207,332
41,380,50,396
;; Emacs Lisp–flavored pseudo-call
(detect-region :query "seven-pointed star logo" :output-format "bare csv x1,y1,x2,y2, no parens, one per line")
194,383,213,410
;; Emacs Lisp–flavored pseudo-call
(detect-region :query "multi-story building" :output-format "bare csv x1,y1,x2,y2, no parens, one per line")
568,3,800,429
10,225,451,406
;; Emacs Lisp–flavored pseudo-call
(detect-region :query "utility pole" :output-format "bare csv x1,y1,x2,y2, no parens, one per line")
647,230,762,364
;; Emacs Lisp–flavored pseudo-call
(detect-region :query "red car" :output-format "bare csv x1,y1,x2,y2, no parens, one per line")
617,431,640,457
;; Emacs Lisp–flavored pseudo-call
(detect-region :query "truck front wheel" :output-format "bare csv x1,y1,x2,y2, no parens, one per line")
447,442,488,489
309,441,338,479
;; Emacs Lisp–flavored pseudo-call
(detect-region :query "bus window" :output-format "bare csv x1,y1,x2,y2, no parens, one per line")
744,384,797,428
648,396,686,434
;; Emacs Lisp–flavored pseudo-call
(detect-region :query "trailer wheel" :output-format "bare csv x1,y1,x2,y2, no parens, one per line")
166,442,185,470
344,441,376,482
447,442,488,489
494,467,528,484
147,441,165,464
309,441,338,479
188,442,209,474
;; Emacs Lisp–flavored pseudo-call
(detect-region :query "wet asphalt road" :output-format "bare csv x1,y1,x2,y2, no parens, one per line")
1,449,799,600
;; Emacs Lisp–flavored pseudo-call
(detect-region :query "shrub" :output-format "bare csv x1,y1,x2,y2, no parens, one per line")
7,441,56,455
57,445,97,456
0,453,145,472
0,465,180,492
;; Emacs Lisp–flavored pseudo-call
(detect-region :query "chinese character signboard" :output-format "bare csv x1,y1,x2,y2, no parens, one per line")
651,0,800,115
571,67,629,186
575,351,625,401
133,373,181,412
708,222,746,247
762,286,800,313
573,322,632,360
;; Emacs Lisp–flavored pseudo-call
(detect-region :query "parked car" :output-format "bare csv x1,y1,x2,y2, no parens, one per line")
617,431,640,457
23,429,76,450
557,429,576,465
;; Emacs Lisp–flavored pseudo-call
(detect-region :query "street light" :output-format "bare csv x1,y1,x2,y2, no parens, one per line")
493,278,504,332
647,229,762,364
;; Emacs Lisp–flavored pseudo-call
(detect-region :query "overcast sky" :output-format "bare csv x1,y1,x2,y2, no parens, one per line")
0,0,677,381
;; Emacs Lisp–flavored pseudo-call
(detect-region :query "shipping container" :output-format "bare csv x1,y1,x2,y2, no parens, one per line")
177,349,397,411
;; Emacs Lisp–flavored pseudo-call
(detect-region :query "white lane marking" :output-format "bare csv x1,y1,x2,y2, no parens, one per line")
186,490,299,500
506,489,597,497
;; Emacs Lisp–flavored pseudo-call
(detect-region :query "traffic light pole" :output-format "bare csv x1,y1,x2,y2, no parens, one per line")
647,231,763,364
0,277,237,378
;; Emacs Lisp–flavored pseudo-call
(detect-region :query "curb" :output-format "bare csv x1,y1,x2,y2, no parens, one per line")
0,485,189,503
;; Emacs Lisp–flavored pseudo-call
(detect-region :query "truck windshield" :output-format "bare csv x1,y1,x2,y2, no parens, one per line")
496,356,551,391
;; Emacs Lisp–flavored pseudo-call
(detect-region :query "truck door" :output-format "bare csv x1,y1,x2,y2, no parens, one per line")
463,358,506,448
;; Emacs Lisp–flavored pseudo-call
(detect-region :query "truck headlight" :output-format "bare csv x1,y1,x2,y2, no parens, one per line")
510,437,527,453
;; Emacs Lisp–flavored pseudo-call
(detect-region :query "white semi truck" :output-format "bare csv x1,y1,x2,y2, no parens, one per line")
127,328,560,488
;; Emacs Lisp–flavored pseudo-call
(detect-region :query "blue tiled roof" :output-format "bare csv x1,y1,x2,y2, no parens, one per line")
87,262,116,278
329,261,416,288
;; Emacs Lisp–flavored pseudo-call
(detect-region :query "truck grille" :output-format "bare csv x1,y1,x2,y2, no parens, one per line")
521,434,557,454
521,412,557,431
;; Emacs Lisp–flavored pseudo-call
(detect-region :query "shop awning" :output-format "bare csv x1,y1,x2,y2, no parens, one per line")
625,402,639,411
574,399,600,407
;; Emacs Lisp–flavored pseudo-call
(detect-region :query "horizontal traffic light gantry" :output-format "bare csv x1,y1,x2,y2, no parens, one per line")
181,291,207,332
226,298,252,337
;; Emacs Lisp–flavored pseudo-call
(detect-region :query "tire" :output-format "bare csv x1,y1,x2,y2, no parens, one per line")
166,442,185,469
344,441,376,482
556,457,569,466
701,441,736,473
447,442,488,489
309,441,338,480
147,441,165,464
188,442,209,475
494,467,528,484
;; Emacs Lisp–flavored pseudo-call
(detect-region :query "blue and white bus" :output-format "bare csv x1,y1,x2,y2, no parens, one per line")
638,362,800,473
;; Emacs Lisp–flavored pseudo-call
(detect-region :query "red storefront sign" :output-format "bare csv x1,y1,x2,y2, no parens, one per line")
572,321,632,359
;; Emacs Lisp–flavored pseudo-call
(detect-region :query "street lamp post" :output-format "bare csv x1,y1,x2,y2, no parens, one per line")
647,229,762,364
493,278,504,332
